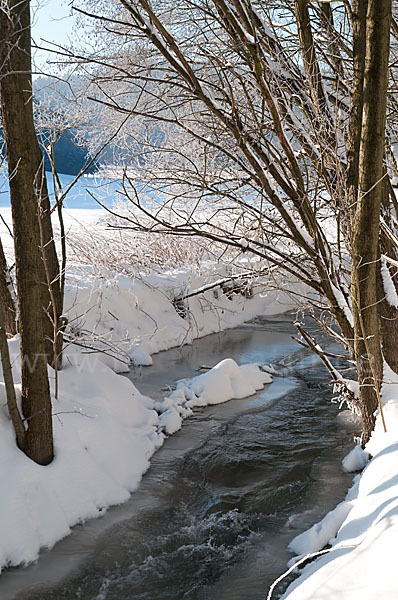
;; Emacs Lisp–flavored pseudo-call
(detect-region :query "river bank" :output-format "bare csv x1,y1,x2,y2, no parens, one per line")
0,228,297,575
0,206,396,599
0,316,355,599
280,363,398,600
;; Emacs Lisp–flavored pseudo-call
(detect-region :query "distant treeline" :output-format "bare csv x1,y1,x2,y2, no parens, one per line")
0,124,96,176
41,128,97,176
0,75,99,176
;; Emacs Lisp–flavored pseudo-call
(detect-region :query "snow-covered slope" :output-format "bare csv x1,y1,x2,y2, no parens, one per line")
0,345,271,572
64,265,296,371
280,365,398,600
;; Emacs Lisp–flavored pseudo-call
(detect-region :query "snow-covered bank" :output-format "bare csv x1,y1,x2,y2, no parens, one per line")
0,345,271,572
0,206,293,573
280,366,398,600
0,204,295,572
0,209,292,570
64,265,296,371
1,204,298,370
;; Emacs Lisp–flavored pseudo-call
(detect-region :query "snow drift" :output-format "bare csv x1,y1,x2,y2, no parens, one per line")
0,347,271,572
281,365,398,600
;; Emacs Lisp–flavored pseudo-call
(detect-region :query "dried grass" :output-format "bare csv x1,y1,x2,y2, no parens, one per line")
62,226,223,273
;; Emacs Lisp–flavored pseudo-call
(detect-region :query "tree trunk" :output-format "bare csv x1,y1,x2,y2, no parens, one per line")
319,3,343,77
377,258,398,374
0,0,53,464
350,0,392,445
0,237,16,336
0,4,63,369
346,0,367,221
36,159,64,368
377,179,398,374
294,0,329,117
0,306,25,450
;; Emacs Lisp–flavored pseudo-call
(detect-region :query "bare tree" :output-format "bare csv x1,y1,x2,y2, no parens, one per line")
67,0,395,443
0,0,60,463
349,0,392,439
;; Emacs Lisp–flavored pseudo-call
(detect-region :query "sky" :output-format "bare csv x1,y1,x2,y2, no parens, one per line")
31,0,76,72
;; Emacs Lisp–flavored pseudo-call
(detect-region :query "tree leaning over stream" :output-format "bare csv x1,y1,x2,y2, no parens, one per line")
0,0,64,464
70,0,396,444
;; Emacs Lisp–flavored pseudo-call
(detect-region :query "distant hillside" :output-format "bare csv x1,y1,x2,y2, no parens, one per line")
0,125,95,177
40,128,96,176
2,75,143,177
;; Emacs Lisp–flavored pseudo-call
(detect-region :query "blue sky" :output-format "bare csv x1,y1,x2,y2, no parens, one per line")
31,0,76,71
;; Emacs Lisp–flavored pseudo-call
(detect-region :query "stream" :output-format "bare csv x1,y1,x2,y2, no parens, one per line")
0,314,358,600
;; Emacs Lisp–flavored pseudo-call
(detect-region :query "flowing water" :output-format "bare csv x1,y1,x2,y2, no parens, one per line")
0,314,358,600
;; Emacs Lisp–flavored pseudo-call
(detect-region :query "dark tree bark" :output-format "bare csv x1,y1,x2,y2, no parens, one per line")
0,3,63,369
0,0,54,464
0,236,16,336
318,3,343,77
36,159,64,369
350,0,392,445
377,181,398,374
0,305,25,450
294,0,330,119
377,258,398,374
346,0,367,219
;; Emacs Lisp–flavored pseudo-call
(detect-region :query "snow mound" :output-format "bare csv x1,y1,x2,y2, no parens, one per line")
155,359,272,435
341,445,369,473
0,354,161,572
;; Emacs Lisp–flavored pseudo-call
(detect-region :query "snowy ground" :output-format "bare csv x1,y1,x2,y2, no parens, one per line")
0,206,284,571
1,206,397,600
279,367,398,600
0,205,296,370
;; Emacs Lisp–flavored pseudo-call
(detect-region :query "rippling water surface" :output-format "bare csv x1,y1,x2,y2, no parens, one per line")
0,315,357,600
